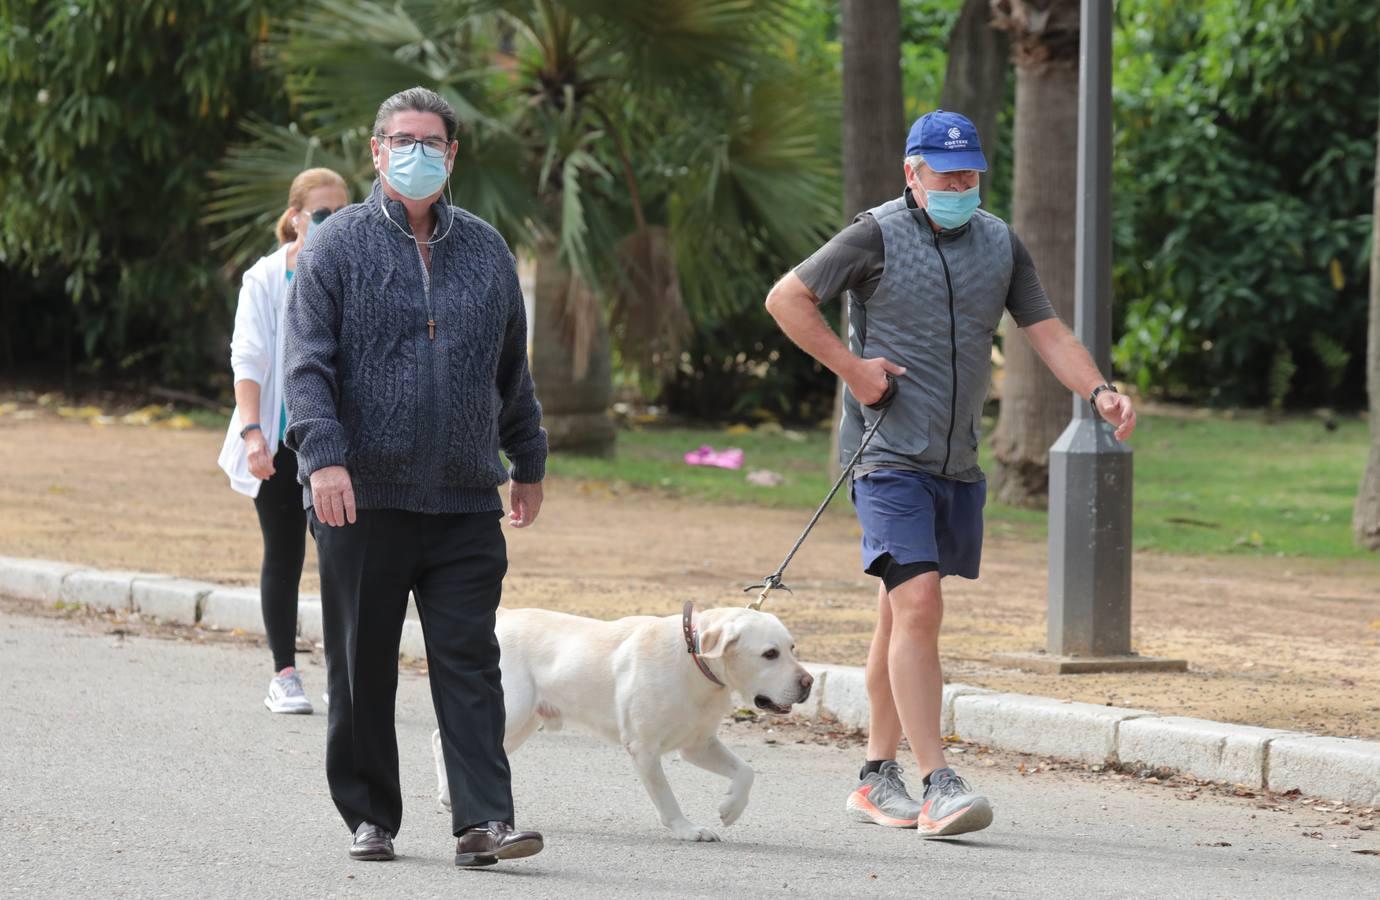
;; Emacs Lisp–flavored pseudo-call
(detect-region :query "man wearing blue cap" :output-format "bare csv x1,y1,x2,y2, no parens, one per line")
765,110,1137,838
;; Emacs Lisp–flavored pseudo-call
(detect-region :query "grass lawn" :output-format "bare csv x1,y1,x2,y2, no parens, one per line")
546,411,1376,560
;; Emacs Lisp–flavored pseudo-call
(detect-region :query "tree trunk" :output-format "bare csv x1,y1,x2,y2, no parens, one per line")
841,0,905,222
1354,104,1380,550
529,237,615,456
939,0,1010,180
987,38,1080,508
834,0,905,472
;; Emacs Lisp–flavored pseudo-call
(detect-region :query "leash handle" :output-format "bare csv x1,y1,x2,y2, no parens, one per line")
865,373,899,411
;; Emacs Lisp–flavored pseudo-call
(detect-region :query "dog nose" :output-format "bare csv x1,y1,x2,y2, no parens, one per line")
800,672,814,690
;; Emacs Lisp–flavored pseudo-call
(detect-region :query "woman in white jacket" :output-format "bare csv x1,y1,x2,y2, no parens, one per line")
218,167,349,714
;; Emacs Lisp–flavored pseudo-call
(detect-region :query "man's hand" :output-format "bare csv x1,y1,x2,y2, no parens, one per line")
845,357,907,407
509,480,543,528
245,430,275,480
1096,391,1137,441
310,465,356,527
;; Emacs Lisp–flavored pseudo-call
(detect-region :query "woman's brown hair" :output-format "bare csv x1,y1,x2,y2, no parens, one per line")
275,167,348,244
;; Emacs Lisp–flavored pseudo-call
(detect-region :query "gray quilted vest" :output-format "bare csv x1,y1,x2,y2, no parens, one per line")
841,195,1013,482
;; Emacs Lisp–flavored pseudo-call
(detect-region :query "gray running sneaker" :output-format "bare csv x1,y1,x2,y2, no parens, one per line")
264,670,313,715
846,761,921,828
916,767,993,838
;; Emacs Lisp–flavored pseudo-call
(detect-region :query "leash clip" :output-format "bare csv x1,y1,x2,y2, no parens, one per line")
743,574,792,611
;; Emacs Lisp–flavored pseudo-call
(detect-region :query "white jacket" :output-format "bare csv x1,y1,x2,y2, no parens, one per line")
218,244,291,498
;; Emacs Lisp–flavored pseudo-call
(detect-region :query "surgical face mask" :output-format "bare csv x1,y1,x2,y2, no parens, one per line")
301,207,332,243
922,186,981,230
379,142,450,201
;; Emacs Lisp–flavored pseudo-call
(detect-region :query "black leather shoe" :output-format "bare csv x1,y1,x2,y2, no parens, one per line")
454,821,543,867
349,822,395,861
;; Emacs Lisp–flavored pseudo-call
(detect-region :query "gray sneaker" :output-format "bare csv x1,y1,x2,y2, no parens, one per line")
916,767,993,838
264,670,313,714
846,761,921,828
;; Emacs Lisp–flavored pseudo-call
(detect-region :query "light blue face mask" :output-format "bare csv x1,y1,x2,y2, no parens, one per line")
381,142,450,201
923,186,981,230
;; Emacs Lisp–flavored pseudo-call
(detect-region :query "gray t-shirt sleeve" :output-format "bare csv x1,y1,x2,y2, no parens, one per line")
792,216,886,304
1006,227,1058,327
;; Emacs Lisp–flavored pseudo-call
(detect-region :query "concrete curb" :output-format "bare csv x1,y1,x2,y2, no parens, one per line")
3,555,1378,807
801,660,1380,806
200,587,266,633
132,577,214,625
61,569,171,612
0,556,89,603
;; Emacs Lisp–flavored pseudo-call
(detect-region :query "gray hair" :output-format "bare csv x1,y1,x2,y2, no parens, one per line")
904,154,927,173
373,86,458,142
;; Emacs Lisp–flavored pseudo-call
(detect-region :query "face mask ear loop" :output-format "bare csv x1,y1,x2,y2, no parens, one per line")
375,155,456,247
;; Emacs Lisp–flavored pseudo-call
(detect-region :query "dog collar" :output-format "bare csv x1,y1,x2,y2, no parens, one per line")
682,601,727,689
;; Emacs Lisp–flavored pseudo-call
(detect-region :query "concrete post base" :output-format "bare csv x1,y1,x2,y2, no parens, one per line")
991,651,1188,675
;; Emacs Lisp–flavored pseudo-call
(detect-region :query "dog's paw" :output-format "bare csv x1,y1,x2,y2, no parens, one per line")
669,822,721,842
719,791,749,827
437,792,452,811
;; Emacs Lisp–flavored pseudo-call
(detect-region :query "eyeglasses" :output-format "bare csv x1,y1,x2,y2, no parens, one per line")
376,133,451,158
309,207,335,225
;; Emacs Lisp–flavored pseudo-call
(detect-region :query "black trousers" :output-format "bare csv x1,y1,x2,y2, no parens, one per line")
252,446,306,672
312,507,513,837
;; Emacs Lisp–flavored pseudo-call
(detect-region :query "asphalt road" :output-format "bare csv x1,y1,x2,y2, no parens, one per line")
1,611,1374,899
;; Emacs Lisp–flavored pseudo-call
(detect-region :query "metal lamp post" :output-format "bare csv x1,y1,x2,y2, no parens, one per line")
997,0,1185,675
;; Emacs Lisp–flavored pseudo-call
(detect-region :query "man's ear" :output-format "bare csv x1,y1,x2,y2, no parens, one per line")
696,614,738,659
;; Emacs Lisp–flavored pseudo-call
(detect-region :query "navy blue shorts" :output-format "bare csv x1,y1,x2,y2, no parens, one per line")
850,469,986,580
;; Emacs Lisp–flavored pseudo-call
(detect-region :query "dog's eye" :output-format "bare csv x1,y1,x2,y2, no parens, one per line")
762,649,779,660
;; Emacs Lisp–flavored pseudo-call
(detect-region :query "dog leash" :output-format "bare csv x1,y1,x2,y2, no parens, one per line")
745,374,899,610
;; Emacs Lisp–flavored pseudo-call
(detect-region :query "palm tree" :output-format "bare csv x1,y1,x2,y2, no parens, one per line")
208,0,840,454
987,0,1081,508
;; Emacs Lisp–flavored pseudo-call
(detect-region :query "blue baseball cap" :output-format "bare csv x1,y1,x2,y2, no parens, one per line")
905,109,987,173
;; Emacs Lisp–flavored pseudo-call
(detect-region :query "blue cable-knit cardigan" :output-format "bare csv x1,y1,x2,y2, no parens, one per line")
283,180,547,515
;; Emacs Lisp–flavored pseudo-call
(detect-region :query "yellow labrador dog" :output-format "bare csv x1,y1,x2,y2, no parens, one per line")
433,604,814,841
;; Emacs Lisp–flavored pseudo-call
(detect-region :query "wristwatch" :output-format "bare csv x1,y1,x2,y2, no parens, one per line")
239,422,263,440
1089,383,1118,406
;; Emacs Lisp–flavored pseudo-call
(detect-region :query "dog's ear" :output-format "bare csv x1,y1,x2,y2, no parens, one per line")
696,613,739,659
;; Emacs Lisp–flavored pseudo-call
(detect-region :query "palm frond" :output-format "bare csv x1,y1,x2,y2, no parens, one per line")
557,0,800,83
204,118,372,270
667,63,840,318
274,0,499,140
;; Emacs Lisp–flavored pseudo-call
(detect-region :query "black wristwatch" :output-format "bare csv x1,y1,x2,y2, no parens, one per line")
239,422,263,440
1089,383,1118,406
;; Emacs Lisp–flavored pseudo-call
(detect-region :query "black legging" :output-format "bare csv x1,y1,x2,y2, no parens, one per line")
252,445,307,671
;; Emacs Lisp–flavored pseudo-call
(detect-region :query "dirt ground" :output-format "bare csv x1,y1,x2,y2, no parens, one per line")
2,407,1379,740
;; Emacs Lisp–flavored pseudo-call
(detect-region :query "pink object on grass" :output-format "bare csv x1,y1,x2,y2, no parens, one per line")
710,448,744,470
683,445,716,466
682,445,744,470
